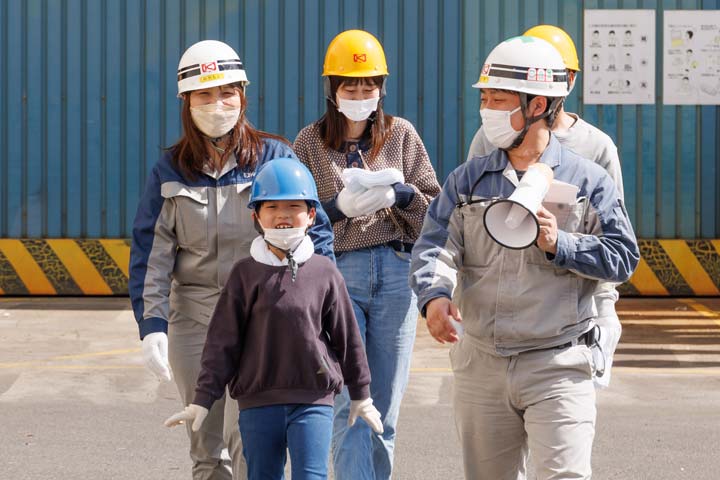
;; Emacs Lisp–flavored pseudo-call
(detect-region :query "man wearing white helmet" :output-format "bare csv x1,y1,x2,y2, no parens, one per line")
468,25,626,390
129,40,335,480
410,36,639,479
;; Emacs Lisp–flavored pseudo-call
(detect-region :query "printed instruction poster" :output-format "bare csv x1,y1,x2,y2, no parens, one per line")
663,10,720,105
583,9,656,104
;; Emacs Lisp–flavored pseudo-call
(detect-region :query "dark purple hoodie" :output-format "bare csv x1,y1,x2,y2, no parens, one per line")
193,254,371,411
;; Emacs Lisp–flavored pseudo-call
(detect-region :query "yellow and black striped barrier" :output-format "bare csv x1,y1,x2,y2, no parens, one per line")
0,239,129,295
0,238,718,296
616,239,720,296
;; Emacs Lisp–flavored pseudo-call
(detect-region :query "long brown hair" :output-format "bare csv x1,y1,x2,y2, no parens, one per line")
171,85,289,180
317,76,393,159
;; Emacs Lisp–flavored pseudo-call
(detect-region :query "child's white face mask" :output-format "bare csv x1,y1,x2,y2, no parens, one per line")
261,224,307,251
337,97,379,122
480,106,522,149
190,104,241,138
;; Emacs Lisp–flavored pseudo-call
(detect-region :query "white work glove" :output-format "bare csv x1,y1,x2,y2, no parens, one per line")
354,185,396,216
341,167,404,192
336,188,369,218
142,332,172,382
593,321,622,389
348,398,384,434
164,404,209,432
593,290,621,389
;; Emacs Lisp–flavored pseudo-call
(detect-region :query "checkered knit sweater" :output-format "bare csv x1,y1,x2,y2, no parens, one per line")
294,117,441,252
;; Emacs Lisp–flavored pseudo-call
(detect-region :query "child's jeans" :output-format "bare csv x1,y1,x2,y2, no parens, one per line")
239,404,334,480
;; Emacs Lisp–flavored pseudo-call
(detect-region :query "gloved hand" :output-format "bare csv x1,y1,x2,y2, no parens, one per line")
336,188,370,218
592,290,621,389
348,398,384,434
598,323,621,358
142,332,172,382
354,185,396,216
593,321,621,389
342,167,404,192
164,404,209,432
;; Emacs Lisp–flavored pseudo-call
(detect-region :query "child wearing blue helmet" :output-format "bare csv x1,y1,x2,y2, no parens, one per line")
165,158,382,480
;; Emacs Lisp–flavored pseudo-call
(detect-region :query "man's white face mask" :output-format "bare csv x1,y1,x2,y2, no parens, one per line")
337,97,379,122
190,104,241,138
480,106,522,149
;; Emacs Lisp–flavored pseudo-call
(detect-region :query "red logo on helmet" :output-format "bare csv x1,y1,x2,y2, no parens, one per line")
482,64,490,75
353,54,367,63
201,62,217,73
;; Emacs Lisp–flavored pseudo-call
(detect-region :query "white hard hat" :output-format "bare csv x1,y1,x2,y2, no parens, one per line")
473,36,568,97
177,40,249,96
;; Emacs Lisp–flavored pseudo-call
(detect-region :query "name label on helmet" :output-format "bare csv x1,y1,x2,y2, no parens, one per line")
486,63,566,83
528,68,553,82
200,73,225,83
353,53,367,63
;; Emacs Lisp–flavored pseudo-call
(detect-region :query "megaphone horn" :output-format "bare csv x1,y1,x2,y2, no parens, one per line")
483,163,553,250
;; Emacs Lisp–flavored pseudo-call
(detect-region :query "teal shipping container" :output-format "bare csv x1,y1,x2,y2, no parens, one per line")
0,0,718,240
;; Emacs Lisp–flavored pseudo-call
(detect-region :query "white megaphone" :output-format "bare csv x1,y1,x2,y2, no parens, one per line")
483,163,553,249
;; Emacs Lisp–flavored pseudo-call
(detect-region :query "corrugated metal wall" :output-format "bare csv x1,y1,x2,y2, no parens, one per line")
0,0,718,239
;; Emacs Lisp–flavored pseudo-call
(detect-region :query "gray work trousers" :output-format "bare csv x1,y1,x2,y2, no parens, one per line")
168,313,247,480
451,335,596,480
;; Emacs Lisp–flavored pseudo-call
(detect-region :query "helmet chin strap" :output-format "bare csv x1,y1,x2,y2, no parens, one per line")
204,131,234,154
276,247,299,282
506,93,564,150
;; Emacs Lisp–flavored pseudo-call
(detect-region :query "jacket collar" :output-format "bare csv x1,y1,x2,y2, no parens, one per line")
250,235,314,266
202,153,238,179
491,134,562,186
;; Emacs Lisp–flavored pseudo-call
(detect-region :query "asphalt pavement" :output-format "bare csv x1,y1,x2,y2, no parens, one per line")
1,297,719,479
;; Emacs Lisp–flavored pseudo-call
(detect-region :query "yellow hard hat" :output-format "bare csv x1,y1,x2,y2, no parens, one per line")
523,25,580,71
322,30,388,77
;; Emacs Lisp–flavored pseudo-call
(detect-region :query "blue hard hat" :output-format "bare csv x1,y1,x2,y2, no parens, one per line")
248,158,320,210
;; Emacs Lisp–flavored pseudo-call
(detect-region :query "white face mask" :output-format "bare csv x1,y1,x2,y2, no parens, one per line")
190,104,241,138
480,106,522,149
337,97,379,122
260,223,307,251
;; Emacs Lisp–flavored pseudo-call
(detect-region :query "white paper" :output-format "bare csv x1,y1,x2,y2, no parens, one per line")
341,168,404,193
663,10,720,105
543,180,580,204
583,9,656,104
449,318,464,339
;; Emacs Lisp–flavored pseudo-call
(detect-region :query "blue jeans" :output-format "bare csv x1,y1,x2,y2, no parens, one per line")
333,246,418,480
239,404,333,480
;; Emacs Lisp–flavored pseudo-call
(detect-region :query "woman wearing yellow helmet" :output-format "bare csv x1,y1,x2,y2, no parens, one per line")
294,29,440,480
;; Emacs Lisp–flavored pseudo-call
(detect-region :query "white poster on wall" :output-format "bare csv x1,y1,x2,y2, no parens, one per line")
663,10,720,105
583,9,656,104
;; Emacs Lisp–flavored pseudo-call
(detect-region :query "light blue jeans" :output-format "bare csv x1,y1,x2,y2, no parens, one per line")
333,246,418,480
239,404,334,480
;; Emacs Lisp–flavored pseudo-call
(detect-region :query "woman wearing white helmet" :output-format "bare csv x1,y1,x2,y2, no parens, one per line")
129,39,335,480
